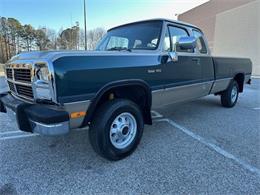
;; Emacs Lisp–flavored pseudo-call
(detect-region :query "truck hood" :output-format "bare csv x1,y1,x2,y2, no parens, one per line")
9,50,151,63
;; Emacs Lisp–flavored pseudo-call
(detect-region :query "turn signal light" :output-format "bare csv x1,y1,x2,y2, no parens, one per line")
70,111,86,119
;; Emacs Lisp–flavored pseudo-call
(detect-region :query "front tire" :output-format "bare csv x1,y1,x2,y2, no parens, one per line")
221,80,239,108
89,99,144,161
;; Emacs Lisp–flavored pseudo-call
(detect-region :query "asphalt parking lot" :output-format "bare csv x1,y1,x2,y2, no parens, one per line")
0,77,260,194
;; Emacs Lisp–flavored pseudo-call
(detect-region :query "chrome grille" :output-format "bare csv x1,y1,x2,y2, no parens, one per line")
16,84,33,99
6,69,13,79
7,81,15,92
14,69,31,83
6,64,33,100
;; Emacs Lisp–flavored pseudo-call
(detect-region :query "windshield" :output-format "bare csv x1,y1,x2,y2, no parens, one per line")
96,21,163,51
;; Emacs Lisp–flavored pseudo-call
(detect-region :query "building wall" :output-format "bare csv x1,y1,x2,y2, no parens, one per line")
179,0,259,75
179,0,254,51
213,1,259,75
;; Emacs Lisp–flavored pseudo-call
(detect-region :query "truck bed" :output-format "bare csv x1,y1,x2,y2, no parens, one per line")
212,57,252,80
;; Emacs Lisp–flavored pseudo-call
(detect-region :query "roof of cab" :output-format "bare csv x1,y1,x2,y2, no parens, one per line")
108,18,200,31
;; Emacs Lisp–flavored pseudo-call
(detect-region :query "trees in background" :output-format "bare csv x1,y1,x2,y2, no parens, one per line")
86,28,106,50
58,25,80,50
0,16,106,63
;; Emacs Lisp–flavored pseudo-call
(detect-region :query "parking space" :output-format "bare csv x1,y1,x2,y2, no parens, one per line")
0,78,260,194
156,79,260,170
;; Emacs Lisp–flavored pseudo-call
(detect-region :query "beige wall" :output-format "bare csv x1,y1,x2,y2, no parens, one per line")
179,0,259,75
179,0,254,51
213,0,259,75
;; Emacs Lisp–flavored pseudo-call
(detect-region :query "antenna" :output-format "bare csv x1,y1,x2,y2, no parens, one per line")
70,13,73,49
84,0,87,50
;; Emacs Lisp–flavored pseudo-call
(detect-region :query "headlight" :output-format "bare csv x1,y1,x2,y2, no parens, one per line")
34,63,52,100
36,64,49,81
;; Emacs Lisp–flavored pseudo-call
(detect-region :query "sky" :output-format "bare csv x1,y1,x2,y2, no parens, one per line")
0,0,209,31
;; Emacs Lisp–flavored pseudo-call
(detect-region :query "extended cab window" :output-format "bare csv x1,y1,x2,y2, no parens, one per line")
96,21,162,51
168,26,193,53
193,29,207,54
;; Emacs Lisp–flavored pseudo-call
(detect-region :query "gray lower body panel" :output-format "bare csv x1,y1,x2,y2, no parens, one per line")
152,81,214,109
210,78,232,94
63,100,91,129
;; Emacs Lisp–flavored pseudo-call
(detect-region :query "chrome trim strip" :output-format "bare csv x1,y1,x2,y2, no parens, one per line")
215,77,233,82
63,100,91,105
164,81,214,91
152,80,215,93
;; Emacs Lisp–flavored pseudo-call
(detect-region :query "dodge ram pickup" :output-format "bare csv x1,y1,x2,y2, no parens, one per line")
0,19,252,160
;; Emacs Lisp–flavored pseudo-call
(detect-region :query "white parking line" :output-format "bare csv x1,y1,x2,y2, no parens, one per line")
0,130,23,136
0,126,89,141
74,127,89,131
0,133,39,141
155,118,260,177
253,107,260,110
151,110,163,119
0,127,90,141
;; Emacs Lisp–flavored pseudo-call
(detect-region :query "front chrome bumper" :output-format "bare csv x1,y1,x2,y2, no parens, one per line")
29,120,69,136
1,93,70,136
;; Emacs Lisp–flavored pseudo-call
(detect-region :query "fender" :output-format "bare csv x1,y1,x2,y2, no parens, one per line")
81,79,152,127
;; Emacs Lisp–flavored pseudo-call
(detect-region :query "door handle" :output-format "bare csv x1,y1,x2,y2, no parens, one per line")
192,58,201,65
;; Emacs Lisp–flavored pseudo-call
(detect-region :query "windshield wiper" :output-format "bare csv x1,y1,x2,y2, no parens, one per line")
107,47,132,52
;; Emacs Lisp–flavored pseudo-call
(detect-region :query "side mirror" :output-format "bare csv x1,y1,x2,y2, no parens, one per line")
177,36,197,50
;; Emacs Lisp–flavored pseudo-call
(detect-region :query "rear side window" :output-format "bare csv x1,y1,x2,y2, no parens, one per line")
168,26,193,53
193,30,207,54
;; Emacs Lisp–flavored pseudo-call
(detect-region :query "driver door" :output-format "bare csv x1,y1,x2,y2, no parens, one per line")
160,25,204,105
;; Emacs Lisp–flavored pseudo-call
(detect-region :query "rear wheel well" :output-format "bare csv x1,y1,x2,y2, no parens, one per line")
89,85,152,125
234,73,245,92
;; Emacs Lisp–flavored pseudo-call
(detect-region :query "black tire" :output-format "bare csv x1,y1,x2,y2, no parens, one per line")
221,80,239,108
89,99,144,161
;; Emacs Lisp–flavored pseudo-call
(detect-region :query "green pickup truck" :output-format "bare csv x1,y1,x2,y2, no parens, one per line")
0,19,252,160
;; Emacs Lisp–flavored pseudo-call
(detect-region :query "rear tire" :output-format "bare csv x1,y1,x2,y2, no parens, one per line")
89,99,144,161
221,80,239,108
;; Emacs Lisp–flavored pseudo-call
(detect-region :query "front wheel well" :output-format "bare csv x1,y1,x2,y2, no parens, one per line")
234,73,245,92
86,83,152,126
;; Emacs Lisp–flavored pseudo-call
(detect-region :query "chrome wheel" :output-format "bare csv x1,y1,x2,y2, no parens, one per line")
110,112,137,149
231,85,238,103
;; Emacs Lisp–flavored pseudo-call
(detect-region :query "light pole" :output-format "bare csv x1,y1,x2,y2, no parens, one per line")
84,0,87,50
